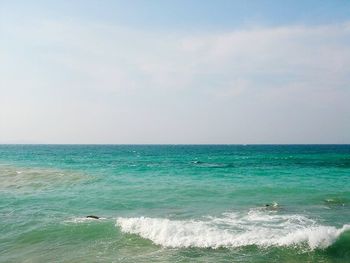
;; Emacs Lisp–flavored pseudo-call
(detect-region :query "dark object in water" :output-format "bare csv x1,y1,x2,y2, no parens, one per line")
264,202,280,210
86,215,100,219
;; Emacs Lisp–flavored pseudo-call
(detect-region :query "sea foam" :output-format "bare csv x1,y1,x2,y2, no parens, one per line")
116,210,350,250
65,216,107,223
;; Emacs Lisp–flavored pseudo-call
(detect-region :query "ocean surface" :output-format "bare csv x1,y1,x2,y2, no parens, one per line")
0,145,349,262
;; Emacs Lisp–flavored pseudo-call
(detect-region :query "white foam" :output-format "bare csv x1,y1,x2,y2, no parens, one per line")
66,217,107,223
116,210,350,249
278,225,350,249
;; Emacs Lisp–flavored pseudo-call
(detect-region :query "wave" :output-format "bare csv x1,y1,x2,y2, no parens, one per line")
65,216,107,223
116,210,350,250
191,161,235,168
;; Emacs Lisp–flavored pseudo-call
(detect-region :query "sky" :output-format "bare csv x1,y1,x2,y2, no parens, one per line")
1,0,350,144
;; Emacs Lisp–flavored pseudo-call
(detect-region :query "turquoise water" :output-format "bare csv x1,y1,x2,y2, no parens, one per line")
0,145,349,262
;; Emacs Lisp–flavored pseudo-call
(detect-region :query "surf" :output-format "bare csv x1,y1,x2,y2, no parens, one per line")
116,210,350,250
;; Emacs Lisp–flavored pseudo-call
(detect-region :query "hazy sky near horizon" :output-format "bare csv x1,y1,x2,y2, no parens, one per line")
1,0,350,144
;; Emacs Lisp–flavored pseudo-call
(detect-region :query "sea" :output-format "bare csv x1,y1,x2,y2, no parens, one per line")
0,145,349,262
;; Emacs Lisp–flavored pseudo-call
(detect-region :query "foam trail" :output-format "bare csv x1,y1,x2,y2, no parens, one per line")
116,211,350,249
65,217,107,223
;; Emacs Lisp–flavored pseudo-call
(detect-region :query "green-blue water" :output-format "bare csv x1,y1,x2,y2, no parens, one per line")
0,145,349,262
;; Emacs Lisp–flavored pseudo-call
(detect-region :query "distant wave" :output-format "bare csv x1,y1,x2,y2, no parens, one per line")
116,210,350,250
65,217,107,223
191,161,235,168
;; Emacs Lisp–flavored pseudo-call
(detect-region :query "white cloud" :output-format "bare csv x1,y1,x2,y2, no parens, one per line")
1,19,350,143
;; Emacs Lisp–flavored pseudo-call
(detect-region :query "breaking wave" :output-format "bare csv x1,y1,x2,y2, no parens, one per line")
116,210,350,250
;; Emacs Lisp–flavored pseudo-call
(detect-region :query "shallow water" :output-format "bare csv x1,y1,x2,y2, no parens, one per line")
0,145,349,262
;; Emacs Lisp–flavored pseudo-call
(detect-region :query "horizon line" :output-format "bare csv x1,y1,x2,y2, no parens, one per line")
0,143,349,146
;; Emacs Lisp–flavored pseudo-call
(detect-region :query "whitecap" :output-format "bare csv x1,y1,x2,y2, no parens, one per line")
116,210,349,250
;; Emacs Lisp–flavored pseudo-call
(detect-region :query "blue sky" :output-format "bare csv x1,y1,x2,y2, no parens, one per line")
1,1,350,143
2,1,350,30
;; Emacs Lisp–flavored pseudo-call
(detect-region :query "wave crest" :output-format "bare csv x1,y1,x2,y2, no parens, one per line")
116,211,350,249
